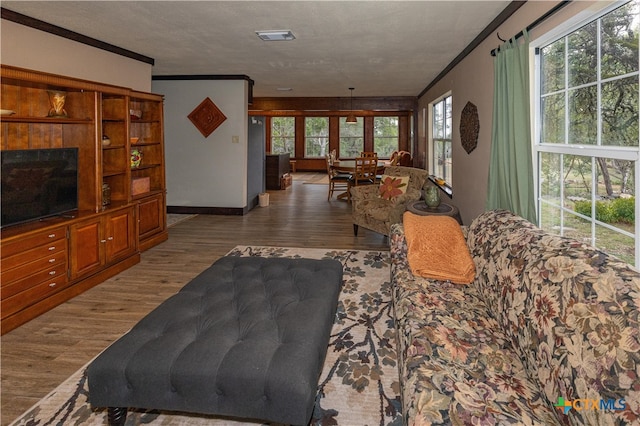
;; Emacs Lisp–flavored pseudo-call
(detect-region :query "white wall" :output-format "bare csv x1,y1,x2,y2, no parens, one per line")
417,1,612,225
1,20,152,91
152,79,249,209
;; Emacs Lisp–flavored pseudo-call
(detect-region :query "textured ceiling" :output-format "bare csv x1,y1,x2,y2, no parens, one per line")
1,1,510,97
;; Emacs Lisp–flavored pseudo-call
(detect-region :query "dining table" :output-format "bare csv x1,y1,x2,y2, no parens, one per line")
330,159,389,200
331,159,389,174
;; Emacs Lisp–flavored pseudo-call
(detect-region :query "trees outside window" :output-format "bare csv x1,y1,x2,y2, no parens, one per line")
431,95,452,184
373,117,399,158
271,117,295,154
339,117,364,158
305,117,329,158
535,0,638,265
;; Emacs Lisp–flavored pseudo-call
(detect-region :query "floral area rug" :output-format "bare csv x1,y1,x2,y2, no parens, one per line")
10,246,401,426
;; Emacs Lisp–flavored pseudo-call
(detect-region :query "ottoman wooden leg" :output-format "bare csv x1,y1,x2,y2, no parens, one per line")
108,407,127,426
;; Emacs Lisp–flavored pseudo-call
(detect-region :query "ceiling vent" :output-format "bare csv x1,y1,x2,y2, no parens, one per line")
256,30,296,41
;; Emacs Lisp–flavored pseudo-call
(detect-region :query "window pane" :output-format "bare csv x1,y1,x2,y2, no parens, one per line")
568,21,597,87
541,40,565,94
541,93,565,143
563,154,593,209
305,117,329,158
373,117,399,157
539,204,562,234
562,211,593,243
568,85,597,145
444,97,452,139
601,1,640,79
596,224,635,264
339,117,363,158
540,152,561,205
271,117,295,154
433,102,443,138
602,76,639,147
597,157,635,198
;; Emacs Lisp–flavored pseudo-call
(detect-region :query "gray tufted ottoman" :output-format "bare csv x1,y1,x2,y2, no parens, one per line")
87,256,343,425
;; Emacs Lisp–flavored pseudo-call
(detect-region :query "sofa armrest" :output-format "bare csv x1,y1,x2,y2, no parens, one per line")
390,223,410,272
350,184,379,202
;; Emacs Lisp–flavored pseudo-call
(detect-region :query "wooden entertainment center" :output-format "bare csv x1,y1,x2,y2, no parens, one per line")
0,65,167,334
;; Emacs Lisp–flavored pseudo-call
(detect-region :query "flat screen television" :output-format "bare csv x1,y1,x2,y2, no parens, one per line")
1,148,79,228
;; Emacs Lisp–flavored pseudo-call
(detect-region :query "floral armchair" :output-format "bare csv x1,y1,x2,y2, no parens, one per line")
350,166,428,236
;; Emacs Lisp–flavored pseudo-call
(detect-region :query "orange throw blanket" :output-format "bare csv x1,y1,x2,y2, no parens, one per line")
403,212,475,284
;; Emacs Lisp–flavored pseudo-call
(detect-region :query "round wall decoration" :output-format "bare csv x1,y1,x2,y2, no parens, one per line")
460,101,479,154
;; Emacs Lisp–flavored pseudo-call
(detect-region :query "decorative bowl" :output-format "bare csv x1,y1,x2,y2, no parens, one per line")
130,109,142,120
130,149,142,168
130,137,139,144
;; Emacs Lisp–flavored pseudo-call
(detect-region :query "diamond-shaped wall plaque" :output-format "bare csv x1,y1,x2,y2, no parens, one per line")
188,97,227,138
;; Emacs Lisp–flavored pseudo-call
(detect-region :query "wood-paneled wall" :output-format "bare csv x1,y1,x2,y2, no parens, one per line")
250,96,418,171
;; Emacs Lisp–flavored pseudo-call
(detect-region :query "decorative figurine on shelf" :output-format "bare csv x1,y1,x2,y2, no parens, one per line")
47,90,68,117
102,135,111,147
102,182,111,206
130,149,142,168
424,186,441,208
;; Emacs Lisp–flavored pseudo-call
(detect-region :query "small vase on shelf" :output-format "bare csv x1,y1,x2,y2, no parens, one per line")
424,186,441,208
47,90,68,117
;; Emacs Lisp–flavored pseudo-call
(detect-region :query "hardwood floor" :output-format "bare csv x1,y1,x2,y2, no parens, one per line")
0,175,389,425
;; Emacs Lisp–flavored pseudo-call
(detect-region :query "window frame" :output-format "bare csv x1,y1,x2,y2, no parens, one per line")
270,116,295,155
532,0,639,266
338,117,364,158
373,116,400,158
429,93,453,186
304,116,330,158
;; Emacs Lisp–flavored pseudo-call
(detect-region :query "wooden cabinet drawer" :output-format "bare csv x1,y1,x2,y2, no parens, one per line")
1,240,66,272
1,262,68,299
1,274,69,320
1,252,67,286
1,226,66,259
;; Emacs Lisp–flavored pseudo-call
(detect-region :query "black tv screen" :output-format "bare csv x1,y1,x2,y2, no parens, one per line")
1,148,79,228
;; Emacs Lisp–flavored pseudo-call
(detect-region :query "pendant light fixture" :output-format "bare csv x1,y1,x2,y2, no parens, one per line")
345,87,357,124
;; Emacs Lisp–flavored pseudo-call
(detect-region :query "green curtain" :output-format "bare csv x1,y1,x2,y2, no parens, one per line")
486,30,537,223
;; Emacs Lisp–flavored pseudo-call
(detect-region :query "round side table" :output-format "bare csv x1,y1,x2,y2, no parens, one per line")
406,201,463,225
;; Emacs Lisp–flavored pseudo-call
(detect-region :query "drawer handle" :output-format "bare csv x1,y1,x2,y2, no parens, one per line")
49,271,56,276
48,246,56,251
49,283,56,288
100,239,107,243
107,236,114,241
48,234,56,238
49,258,56,263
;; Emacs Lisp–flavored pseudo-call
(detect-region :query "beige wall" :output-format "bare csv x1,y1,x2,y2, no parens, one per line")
1,20,152,91
418,1,612,225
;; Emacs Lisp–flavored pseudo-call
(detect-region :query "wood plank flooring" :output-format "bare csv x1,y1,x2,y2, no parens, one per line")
0,174,389,425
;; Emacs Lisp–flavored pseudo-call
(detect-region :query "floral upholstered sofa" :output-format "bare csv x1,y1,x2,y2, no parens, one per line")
390,209,640,425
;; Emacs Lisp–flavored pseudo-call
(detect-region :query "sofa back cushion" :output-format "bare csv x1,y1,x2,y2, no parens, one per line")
466,209,640,424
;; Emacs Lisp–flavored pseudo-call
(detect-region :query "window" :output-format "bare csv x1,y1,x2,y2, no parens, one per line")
271,117,295,154
373,117,399,158
339,117,364,158
304,117,329,158
431,95,452,184
535,0,638,265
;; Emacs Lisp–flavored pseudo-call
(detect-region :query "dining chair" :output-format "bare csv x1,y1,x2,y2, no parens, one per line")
326,154,351,200
347,156,378,202
360,151,378,158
